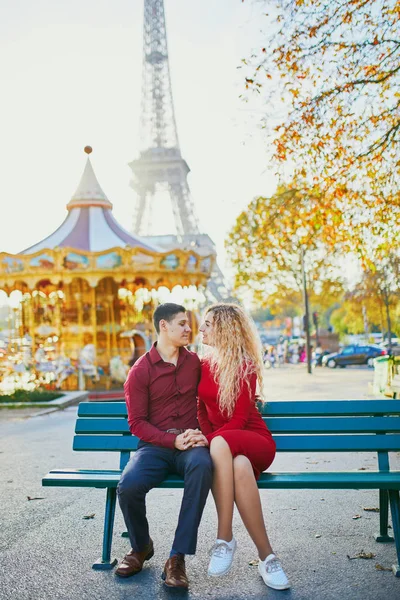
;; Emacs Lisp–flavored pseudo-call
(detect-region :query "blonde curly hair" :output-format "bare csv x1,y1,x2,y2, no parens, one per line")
203,303,264,418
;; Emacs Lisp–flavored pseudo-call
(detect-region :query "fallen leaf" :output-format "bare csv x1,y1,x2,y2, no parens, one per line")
375,563,392,571
347,551,376,560
248,560,259,566
306,461,319,464
352,515,362,520
358,467,367,470
27,496,44,501
82,513,95,520
291,508,297,511
363,507,380,513
320,498,325,501
315,534,321,538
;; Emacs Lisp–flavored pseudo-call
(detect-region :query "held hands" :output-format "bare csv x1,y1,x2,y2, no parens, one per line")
174,428,209,450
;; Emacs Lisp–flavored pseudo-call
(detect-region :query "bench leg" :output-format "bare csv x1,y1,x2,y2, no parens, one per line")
375,490,395,543
92,488,118,570
388,490,400,577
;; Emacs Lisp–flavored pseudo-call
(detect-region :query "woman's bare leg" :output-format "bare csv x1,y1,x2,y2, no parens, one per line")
233,455,273,560
209,436,234,541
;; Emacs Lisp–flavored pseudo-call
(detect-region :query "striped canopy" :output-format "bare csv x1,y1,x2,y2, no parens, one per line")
21,156,159,254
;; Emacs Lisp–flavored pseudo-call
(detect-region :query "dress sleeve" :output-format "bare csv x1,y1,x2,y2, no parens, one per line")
197,396,213,435
206,372,256,444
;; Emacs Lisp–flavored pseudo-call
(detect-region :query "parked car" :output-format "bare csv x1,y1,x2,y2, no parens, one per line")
380,340,400,357
322,345,387,368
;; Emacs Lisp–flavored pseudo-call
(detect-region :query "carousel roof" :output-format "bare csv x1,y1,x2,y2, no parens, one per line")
21,147,160,255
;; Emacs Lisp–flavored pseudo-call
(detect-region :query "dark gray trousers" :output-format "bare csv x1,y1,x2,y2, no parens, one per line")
117,442,212,555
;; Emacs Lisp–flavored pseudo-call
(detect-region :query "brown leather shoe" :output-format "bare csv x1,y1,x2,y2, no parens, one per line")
115,539,154,577
162,555,189,589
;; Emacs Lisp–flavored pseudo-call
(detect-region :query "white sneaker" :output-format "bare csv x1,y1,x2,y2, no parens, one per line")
207,538,237,576
258,553,290,590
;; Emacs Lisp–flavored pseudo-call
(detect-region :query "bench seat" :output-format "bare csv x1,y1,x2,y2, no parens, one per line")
43,469,400,490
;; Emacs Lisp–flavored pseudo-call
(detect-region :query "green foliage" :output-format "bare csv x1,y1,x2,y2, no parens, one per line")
0,389,63,403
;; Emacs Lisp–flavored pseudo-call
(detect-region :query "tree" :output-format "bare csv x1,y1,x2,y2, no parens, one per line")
243,0,400,209
227,186,345,303
330,265,400,340
364,255,400,346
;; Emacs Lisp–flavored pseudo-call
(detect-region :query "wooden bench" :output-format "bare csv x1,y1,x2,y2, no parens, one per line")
42,399,400,576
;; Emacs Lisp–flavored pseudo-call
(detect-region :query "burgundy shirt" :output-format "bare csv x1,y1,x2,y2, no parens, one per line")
124,342,201,449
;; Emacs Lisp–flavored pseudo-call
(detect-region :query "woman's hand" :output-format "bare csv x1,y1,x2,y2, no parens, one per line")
183,428,209,448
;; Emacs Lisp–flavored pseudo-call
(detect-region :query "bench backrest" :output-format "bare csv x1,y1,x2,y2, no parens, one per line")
74,400,400,470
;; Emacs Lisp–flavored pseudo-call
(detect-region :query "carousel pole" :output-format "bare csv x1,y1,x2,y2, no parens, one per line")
106,300,111,362
28,293,36,355
54,291,62,356
109,297,117,357
90,285,97,366
106,279,117,357
75,290,84,349
105,299,111,389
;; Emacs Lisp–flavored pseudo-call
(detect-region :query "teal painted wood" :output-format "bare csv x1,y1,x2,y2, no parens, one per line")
77,399,400,419
260,400,400,416
266,416,400,434
75,418,130,434
74,416,400,435
42,469,400,490
275,434,400,452
257,471,400,490
78,403,128,417
73,435,139,452
72,433,400,453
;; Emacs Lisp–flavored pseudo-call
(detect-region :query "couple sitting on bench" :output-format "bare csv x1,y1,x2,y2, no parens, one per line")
116,302,289,591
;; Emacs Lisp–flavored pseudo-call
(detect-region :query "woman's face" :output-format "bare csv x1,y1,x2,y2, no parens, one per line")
199,311,214,346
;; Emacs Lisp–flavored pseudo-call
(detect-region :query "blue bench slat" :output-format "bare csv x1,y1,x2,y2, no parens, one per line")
75,419,130,434
42,469,400,490
78,403,128,417
72,433,400,453
75,416,400,435
77,400,400,419
73,435,139,452
260,400,400,416
275,434,400,452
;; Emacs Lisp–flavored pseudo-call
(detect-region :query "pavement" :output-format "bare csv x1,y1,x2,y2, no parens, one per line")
0,365,399,600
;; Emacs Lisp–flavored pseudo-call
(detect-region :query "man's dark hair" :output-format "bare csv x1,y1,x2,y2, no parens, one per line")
153,303,186,334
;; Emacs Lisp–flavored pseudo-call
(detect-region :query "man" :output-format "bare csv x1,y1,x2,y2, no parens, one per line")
116,303,212,589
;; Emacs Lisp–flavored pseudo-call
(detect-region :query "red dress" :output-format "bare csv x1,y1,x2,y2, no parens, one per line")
197,360,276,479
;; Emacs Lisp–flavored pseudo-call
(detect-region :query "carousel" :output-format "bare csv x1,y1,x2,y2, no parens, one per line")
0,147,214,390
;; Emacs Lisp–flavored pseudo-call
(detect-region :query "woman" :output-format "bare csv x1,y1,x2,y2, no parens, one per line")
184,303,289,590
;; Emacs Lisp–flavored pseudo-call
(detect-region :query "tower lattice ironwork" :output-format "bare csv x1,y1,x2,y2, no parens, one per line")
130,0,200,238
129,0,233,301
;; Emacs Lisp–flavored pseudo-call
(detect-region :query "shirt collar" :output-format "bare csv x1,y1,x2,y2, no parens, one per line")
149,342,189,366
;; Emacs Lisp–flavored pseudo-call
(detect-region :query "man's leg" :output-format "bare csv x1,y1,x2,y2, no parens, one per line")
172,447,213,554
117,443,171,551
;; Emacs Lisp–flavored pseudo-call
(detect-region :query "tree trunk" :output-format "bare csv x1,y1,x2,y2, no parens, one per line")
383,289,392,351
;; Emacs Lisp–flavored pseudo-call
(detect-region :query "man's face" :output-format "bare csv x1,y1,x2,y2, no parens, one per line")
160,312,191,346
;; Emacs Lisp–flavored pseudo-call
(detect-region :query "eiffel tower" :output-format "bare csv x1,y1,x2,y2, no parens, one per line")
129,0,231,301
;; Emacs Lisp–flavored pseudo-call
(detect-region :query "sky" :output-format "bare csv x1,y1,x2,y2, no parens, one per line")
0,0,276,281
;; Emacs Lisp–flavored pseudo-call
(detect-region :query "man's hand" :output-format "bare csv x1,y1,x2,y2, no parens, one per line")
183,429,209,448
174,432,189,451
